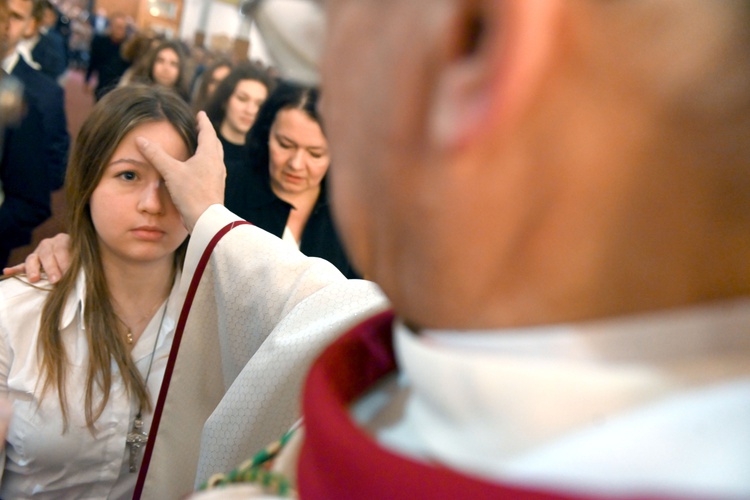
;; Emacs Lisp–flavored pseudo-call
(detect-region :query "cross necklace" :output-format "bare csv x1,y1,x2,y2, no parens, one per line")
125,294,170,474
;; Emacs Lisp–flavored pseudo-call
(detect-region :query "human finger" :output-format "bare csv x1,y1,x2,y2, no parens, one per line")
2,262,27,277
32,233,72,283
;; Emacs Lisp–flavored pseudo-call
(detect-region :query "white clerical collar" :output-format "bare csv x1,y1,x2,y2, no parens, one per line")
391,297,750,498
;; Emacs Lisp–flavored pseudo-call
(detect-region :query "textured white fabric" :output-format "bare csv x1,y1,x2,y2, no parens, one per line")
0,269,182,499
354,301,750,499
141,205,387,497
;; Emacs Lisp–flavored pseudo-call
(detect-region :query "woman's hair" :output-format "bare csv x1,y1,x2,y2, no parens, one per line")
191,58,233,113
245,81,323,174
203,62,275,129
131,40,190,101
38,85,197,430
120,29,164,64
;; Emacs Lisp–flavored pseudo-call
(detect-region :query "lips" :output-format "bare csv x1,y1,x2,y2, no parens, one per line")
131,226,166,241
284,173,304,183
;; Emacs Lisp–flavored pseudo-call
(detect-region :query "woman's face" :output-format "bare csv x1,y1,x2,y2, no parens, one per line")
152,47,180,88
268,108,330,198
223,79,268,137
89,121,189,267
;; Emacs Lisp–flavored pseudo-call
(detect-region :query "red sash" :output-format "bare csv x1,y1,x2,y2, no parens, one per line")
298,311,676,500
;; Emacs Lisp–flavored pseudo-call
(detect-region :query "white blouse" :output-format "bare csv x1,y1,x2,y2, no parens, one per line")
0,270,182,499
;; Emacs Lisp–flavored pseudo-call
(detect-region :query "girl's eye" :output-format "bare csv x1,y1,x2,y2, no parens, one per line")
119,171,137,181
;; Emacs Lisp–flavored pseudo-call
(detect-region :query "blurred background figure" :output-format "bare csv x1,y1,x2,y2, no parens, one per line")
1,0,68,267
18,0,66,81
129,39,190,101
191,57,232,113
204,62,273,171
85,10,128,100
116,28,164,86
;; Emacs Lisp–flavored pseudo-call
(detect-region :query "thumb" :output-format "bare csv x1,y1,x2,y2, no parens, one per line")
136,136,178,181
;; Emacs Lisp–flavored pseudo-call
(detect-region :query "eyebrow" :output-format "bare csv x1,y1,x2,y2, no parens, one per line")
108,158,149,168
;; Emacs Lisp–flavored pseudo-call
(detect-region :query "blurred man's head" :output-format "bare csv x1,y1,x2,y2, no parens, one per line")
3,0,32,58
321,0,750,330
0,0,9,57
109,12,127,43
40,0,56,29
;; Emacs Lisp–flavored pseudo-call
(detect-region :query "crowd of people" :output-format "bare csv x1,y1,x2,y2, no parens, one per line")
0,2,293,270
1,0,749,499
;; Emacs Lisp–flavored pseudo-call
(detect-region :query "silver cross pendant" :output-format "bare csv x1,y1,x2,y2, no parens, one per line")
126,416,148,473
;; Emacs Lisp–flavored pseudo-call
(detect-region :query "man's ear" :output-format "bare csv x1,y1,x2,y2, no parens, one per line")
429,0,563,149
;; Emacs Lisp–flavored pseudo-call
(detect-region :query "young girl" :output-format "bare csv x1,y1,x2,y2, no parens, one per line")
0,85,196,498
130,40,191,101
204,62,274,175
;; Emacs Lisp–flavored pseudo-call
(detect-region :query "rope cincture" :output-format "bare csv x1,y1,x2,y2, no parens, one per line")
200,425,298,497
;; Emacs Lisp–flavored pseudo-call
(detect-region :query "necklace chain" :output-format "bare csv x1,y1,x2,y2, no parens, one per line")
113,299,166,345
125,292,171,473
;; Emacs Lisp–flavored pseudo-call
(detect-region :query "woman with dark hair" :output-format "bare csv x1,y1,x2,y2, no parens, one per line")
204,62,274,177
191,58,233,113
0,85,195,497
225,81,359,278
130,40,190,101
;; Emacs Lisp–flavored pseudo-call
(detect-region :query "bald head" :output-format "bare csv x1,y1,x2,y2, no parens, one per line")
320,0,750,329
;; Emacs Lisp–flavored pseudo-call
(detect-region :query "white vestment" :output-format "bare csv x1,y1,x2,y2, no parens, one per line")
140,205,387,499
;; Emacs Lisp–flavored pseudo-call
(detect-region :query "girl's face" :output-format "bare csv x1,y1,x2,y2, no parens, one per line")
89,121,189,267
152,48,180,88
223,79,268,137
268,108,330,198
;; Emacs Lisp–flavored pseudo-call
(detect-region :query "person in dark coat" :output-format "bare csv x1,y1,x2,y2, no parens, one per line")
21,0,66,80
0,0,55,266
85,11,128,100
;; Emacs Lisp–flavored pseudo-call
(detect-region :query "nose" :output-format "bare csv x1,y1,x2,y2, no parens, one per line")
137,179,166,215
288,148,307,171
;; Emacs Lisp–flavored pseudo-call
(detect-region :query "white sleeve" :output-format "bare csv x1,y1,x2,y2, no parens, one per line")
171,205,389,488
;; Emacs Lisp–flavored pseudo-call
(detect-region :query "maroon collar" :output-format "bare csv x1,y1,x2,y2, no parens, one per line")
298,311,639,500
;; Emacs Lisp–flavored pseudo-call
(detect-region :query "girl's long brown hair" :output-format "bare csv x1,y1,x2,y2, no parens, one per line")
38,85,197,430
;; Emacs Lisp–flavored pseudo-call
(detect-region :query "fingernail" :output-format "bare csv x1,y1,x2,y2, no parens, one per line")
50,274,59,283
136,137,149,148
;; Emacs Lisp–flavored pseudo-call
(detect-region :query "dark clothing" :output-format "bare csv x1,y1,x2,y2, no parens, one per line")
31,32,67,80
219,134,251,189
0,89,51,267
86,34,128,100
224,156,359,279
11,58,69,191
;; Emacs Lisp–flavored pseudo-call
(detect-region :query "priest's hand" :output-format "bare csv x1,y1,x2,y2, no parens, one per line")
136,111,226,233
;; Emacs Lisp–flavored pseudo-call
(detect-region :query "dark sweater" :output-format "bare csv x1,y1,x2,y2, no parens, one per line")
86,34,129,100
223,154,359,279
